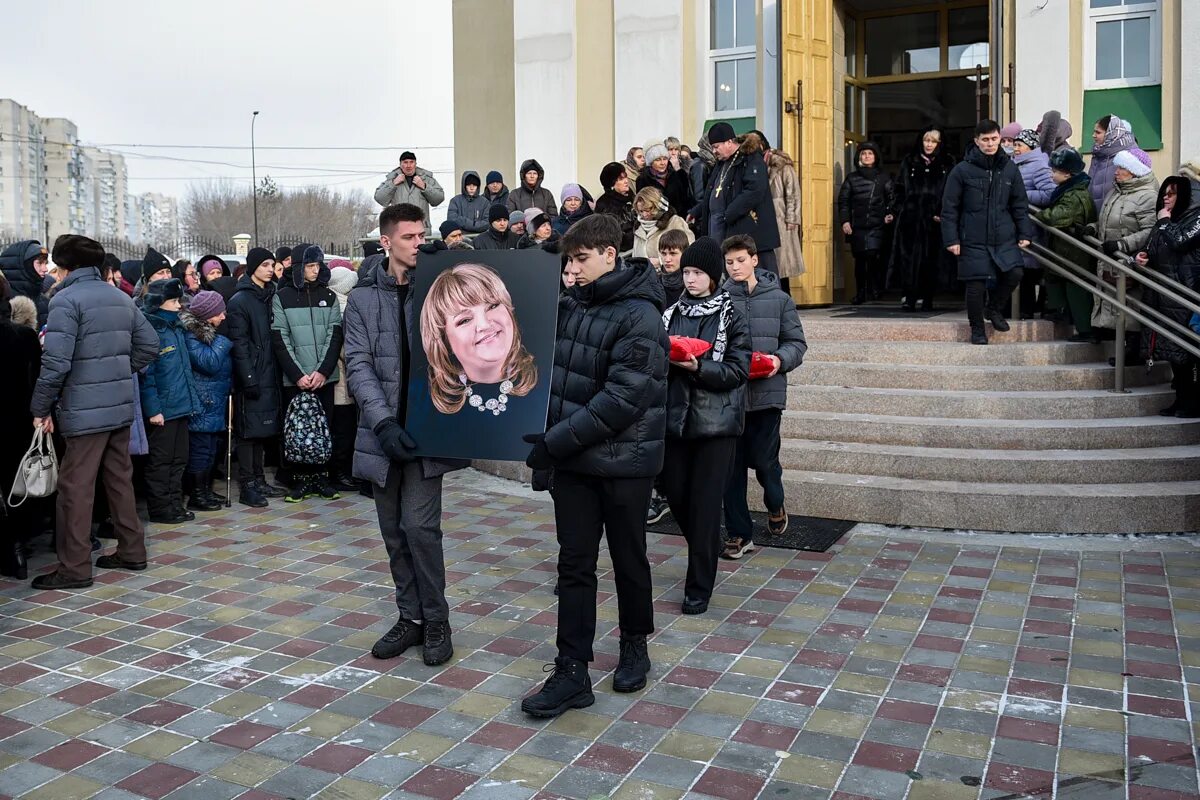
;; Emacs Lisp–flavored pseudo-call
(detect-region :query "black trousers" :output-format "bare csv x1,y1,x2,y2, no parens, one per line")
145,417,189,516
1018,267,1044,316
965,266,1024,328
854,250,885,298
662,436,737,602
723,409,785,543
281,383,336,479
756,248,779,276
551,470,655,662
331,403,357,475
905,252,939,308
236,439,265,485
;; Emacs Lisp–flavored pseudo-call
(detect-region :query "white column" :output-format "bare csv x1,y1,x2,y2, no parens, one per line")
1181,0,1200,160
613,0,684,154
1013,0,1071,128
513,0,577,191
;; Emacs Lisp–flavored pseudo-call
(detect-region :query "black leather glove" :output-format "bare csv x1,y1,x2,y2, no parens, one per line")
417,240,448,255
374,419,417,463
1101,240,1121,257
522,433,553,471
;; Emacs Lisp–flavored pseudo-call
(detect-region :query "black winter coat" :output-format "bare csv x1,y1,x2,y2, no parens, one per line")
471,227,517,251
226,275,281,439
889,146,956,290
637,166,694,219
0,239,49,328
544,258,669,478
595,190,638,254
940,147,1033,279
690,140,781,252
0,321,41,499
838,169,895,253
1141,178,1200,365
663,294,750,439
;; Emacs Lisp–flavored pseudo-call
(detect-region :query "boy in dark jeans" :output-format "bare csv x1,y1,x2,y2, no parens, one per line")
522,215,669,718
720,235,807,558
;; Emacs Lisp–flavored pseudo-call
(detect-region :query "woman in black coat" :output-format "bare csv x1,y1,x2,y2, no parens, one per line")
660,238,751,616
596,162,638,256
637,142,694,219
224,249,285,506
889,128,956,311
0,285,42,578
837,142,896,303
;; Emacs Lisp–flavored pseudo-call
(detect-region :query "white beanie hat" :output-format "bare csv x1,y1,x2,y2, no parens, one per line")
1113,149,1152,178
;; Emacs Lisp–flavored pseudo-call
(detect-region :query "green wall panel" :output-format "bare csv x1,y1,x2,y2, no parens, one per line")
704,116,758,135
1081,85,1162,152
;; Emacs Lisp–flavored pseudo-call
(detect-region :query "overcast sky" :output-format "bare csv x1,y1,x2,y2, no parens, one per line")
2,0,455,206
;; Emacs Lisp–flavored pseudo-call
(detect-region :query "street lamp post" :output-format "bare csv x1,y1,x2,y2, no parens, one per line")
251,110,260,245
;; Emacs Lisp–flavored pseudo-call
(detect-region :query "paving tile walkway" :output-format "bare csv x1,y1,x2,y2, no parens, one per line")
1,470,1198,800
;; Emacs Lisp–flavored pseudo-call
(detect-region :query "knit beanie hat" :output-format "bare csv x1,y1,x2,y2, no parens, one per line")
197,255,227,277
399,150,416,162
143,278,183,313
1114,149,1152,178
189,290,225,320
488,203,510,224
141,246,171,282
600,162,626,191
707,122,736,145
1016,129,1039,150
246,247,274,273
560,183,584,204
1129,147,1153,169
464,173,480,188
509,210,526,227
1049,148,1086,176
439,219,462,239
1000,122,1023,141
327,266,358,298
644,141,669,163
680,237,725,287
485,170,503,185
274,246,291,263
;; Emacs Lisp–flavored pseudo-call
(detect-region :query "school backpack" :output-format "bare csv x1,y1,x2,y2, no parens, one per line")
283,392,331,465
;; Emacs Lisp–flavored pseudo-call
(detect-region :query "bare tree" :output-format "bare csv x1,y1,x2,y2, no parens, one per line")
181,179,374,251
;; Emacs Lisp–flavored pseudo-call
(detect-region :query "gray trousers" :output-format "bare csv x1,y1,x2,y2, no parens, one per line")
374,461,449,622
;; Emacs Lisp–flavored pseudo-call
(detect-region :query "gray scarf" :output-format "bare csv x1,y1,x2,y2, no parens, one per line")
662,291,733,362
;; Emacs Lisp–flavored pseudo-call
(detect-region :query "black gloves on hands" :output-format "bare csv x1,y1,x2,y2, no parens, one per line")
1101,240,1121,257
523,433,553,471
374,419,418,463
417,240,448,255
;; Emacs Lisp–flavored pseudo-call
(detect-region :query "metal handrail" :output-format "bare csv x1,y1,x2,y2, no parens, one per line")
1022,212,1200,393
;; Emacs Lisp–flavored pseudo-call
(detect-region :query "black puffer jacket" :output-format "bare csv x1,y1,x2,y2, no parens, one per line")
663,293,750,439
0,239,49,328
471,227,517,251
544,258,669,478
595,189,637,254
637,166,694,219
1141,177,1200,364
941,146,1032,280
225,275,281,439
837,143,895,253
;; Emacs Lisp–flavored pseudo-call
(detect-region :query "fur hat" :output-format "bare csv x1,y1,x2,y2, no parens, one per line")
302,245,325,266
485,170,503,185
560,183,584,204
1000,122,1023,141
1037,110,1073,154
9,295,37,330
707,122,736,145
143,278,183,313
488,203,510,224
1049,148,1086,176
600,162,626,191
680,236,724,287
141,247,172,282
644,142,669,163
1113,149,1152,178
1016,129,1039,150
1180,157,1200,185
188,290,225,320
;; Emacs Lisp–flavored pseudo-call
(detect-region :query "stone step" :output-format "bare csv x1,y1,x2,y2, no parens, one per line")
781,410,1200,450
777,439,1200,484
801,317,1070,343
805,340,1108,366
775,470,1200,533
787,384,1174,419
791,361,1170,391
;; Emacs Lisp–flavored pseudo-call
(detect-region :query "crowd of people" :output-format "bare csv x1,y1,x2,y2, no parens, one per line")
0,112,1196,719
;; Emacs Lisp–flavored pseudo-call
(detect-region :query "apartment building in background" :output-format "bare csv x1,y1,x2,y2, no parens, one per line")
82,146,129,239
0,98,47,238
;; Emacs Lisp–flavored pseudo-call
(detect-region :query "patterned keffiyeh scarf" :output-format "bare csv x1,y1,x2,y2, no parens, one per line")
662,291,733,362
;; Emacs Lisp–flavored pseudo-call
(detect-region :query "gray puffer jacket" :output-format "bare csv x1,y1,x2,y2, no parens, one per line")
30,268,159,437
343,259,468,486
723,269,807,411
1097,172,1159,255
373,166,446,235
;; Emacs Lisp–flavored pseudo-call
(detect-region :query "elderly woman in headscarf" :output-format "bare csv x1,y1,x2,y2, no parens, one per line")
1088,114,1137,206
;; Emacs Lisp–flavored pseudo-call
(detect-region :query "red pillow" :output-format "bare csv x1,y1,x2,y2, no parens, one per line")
669,336,712,362
749,352,775,379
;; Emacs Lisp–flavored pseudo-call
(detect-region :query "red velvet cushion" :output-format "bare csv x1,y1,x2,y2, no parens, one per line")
668,336,712,362
749,352,775,379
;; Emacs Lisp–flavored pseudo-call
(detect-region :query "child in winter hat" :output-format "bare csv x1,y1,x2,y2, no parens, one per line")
679,236,725,290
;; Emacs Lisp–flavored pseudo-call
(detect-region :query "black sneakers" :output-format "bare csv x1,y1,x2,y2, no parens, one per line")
613,635,650,693
255,478,288,498
987,310,1011,332
423,621,454,666
521,657,595,718
645,494,671,525
371,618,424,659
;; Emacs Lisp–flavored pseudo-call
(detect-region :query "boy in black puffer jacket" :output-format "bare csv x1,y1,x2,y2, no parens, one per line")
522,214,669,719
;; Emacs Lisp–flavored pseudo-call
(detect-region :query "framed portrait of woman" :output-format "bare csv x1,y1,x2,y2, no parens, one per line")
406,249,561,461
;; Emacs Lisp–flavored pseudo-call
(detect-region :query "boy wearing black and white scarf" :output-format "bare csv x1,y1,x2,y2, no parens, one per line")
661,237,751,615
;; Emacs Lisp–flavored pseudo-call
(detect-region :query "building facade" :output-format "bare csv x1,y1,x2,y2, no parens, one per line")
83,146,129,239
451,0,1193,305
43,117,95,238
0,99,47,239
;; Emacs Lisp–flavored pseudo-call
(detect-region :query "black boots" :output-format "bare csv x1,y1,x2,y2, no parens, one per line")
0,539,27,580
239,484,269,508
987,310,1011,332
186,471,222,511
255,477,288,498
613,635,650,693
522,657,595,718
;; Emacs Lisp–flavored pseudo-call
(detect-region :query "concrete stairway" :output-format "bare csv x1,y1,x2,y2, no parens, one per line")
775,314,1200,533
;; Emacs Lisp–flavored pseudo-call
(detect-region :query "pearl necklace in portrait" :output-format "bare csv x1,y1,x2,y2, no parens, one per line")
462,375,514,416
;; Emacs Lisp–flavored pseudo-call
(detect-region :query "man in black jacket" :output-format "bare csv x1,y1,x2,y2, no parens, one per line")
688,123,781,274
941,119,1033,344
471,203,517,250
521,215,669,719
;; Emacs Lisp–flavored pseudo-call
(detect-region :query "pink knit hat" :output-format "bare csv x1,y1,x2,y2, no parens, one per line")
1000,122,1023,140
